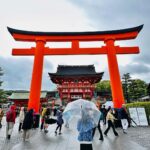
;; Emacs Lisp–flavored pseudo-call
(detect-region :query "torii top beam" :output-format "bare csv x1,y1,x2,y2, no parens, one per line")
8,25,143,42
7,25,143,56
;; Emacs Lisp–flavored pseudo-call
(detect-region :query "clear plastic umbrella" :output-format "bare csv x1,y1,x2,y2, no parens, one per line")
63,99,101,132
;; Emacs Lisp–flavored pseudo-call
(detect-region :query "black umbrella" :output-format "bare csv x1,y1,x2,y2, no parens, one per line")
45,118,57,124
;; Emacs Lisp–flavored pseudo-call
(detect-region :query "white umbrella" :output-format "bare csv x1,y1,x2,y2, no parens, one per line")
63,99,101,131
103,101,114,109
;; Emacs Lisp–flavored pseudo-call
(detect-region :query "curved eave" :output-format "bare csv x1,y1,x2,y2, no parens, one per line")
48,72,104,84
48,72,104,77
7,25,143,41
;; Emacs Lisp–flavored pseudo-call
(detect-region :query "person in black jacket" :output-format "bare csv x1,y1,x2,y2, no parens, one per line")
101,105,107,125
22,109,34,141
118,104,129,134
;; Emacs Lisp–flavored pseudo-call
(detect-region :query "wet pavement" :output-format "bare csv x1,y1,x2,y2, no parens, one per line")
0,117,149,150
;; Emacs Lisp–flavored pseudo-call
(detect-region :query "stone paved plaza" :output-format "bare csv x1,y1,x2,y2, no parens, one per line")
0,117,150,150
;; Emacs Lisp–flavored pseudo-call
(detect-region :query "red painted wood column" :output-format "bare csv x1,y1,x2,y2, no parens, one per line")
28,40,45,112
106,39,125,108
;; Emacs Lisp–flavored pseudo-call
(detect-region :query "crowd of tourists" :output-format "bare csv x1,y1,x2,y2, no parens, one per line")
0,103,130,150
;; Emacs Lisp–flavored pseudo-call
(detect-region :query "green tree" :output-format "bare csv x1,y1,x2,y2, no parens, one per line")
0,67,5,103
122,73,132,103
96,80,111,93
128,79,147,101
147,83,150,97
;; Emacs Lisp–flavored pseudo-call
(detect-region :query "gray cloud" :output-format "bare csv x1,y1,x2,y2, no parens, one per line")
120,63,150,75
68,0,150,82
0,57,56,90
0,0,150,89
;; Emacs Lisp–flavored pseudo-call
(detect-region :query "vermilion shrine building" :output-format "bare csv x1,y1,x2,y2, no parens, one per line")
8,91,48,107
49,65,103,103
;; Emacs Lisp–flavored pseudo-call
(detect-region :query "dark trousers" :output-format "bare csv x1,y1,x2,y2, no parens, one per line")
80,143,93,150
92,125,103,140
40,122,44,130
103,115,106,125
55,124,62,133
104,120,118,136
18,123,23,132
0,122,2,128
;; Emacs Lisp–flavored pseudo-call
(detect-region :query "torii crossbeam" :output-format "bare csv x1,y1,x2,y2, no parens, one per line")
8,25,143,112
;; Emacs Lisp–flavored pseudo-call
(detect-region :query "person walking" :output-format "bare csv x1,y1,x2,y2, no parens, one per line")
6,105,16,139
18,107,25,132
0,107,4,128
22,109,34,141
43,108,51,133
40,108,47,131
101,105,107,125
55,107,64,135
92,117,104,141
118,104,129,134
104,108,118,136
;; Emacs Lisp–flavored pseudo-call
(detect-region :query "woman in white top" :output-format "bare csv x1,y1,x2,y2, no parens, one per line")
18,107,25,132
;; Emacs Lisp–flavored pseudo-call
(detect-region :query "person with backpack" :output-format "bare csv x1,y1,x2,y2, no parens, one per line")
118,104,129,134
22,109,34,141
55,107,64,135
6,105,16,139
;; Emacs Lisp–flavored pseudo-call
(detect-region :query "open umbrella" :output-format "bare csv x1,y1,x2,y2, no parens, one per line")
45,118,57,124
63,99,101,132
102,101,114,109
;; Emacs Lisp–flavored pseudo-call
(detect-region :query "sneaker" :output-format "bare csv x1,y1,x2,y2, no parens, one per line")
104,133,107,136
115,133,119,136
55,131,57,135
123,130,127,134
59,132,62,135
99,137,104,141
44,130,48,134
7,135,11,140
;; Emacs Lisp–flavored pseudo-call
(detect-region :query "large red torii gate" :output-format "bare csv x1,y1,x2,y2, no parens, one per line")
8,25,143,112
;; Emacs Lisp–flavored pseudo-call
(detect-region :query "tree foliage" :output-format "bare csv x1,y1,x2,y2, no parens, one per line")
128,79,147,101
96,74,148,103
122,73,148,102
96,80,111,93
122,73,132,103
147,83,150,97
0,67,5,102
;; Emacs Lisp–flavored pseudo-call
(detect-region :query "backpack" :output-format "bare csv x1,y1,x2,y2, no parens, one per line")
6,110,13,122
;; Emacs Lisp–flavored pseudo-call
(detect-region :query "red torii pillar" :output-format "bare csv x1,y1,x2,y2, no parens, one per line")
8,25,143,112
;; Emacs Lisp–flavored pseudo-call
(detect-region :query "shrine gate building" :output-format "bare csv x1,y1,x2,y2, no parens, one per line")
49,65,103,103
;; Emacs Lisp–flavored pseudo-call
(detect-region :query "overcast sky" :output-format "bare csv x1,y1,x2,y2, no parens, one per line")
0,0,150,91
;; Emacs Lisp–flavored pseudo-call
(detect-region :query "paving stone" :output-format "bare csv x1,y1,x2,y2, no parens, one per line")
0,117,149,150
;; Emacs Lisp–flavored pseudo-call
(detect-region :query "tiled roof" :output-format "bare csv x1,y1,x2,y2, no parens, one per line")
49,65,102,76
8,91,47,100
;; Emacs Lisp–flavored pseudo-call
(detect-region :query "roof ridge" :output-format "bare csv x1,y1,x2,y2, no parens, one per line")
58,64,94,67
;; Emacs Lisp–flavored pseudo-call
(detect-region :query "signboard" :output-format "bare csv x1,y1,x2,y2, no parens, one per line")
129,108,140,126
137,108,148,126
